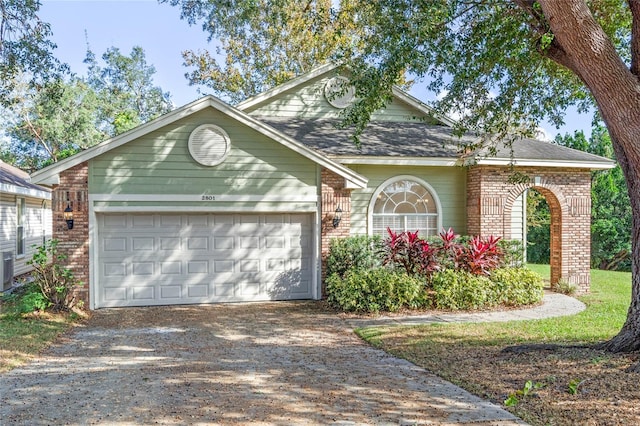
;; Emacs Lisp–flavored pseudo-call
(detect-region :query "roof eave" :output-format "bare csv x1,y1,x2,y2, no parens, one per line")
237,63,338,111
472,158,617,170
334,156,461,166
0,182,51,199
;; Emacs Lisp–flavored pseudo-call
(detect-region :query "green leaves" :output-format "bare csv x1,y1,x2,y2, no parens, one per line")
504,380,545,406
2,45,173,171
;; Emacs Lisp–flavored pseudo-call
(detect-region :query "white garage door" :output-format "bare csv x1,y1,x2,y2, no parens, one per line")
96,213,314,308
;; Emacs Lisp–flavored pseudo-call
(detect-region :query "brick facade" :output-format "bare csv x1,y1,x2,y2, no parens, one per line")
467,165,592,293
320,169,352,286
52,162,90,305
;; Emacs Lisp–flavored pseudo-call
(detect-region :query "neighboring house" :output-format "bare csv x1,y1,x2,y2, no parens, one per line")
30,64,614,309
0,161,52,290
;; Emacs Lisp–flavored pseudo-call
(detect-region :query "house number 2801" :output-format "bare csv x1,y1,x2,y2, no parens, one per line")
201,195,216,201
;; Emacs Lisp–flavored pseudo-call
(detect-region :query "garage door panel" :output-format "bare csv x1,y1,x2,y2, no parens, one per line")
97,213,314,307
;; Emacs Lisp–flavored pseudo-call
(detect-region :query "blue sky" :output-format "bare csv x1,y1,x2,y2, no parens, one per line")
39,0,592,139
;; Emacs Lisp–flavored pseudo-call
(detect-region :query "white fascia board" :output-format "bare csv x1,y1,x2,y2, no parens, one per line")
31,96,218,185
236,63,338,111
31,93,368,190
473,158,617,170
391,88,457,128
335,156,460,166
0,183,51,199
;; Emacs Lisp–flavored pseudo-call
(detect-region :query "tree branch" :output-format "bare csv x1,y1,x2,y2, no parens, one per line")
629,0,640,76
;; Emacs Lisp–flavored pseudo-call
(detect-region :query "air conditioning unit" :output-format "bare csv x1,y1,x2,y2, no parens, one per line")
1,252,14,291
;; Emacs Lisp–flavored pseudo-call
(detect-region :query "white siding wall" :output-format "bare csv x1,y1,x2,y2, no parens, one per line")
0,193,52,278
510,192,526,241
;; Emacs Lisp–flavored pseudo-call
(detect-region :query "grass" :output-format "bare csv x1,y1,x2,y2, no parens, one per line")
356,265,637,425
360,264,630,347
0,286,85,373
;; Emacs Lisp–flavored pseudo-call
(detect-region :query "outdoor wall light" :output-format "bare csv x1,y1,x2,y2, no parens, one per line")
333,206,342,228
64,204,74,230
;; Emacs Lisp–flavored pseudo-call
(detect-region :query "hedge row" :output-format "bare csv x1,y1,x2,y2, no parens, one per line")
326,267,544,313
325,235,544,314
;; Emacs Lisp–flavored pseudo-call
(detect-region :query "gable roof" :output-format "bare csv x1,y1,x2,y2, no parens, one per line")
237,63,455,127
0,161,51,199
30,96,368,189
258,117,615,169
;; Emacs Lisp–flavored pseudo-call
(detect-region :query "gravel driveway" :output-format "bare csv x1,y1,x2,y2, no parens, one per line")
0,302,525,425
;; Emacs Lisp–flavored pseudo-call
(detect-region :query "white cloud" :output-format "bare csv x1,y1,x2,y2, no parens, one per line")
535,126,554,142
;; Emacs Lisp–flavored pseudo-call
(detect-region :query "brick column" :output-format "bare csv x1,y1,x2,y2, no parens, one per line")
467,165,592,293
320,169,351,285
52,162,90,305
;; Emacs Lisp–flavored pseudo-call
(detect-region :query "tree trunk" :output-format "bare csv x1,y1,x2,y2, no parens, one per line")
537,1,640,353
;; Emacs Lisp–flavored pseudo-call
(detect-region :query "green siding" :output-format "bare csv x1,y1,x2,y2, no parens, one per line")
245,74,439,123
348,165,467,235
89,108,318,200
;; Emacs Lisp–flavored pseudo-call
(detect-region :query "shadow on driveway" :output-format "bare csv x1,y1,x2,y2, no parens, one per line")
0,302,526,425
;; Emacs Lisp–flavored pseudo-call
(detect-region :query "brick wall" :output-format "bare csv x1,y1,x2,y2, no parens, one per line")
467,165,592,293
52,162,90,305
320,169,352,287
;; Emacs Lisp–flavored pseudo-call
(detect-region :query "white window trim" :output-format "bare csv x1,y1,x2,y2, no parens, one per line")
16,197,26,258
367,175,443,236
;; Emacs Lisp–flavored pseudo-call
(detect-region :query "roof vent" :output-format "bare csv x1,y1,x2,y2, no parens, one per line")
188,124,230,166
324,76,355,109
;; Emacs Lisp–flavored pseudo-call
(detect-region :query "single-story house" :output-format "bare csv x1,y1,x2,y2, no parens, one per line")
31,64,614,309
0,160,52,291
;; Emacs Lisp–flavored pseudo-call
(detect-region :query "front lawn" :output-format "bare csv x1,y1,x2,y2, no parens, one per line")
0,288,85,373
357,265,638,425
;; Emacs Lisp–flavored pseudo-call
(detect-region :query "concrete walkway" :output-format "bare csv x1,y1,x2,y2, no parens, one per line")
0,293,584,425
346,291,586,328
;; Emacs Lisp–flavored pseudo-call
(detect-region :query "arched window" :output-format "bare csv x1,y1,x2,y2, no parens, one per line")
369,177,442,237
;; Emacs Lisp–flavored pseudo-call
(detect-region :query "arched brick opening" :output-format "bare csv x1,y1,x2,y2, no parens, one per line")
502,184,566,286
467,166,591,293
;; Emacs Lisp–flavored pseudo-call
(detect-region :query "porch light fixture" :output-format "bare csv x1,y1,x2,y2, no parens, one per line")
63,204,74,230
333,206,343,228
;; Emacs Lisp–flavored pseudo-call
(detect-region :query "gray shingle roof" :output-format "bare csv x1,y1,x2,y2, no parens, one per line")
259,117,467,157
0,161,51,194
483,137,615,164
258,117,614,166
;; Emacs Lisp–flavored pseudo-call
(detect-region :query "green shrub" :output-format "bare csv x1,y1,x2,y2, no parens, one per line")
326,268,427,313
28,239,80,312
326,235,383,278
0,282,48,316
490,267,545,306
430,267,544,310
431,269,495,310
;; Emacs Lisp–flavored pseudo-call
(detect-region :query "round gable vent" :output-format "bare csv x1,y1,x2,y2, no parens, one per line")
324,76,355,109
188,124,230,166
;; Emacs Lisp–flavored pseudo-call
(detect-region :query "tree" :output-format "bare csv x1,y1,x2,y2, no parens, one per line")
0,0,61,106
170,1,640,362
85,46,173,135
332,0,640,364
2,46,173,170
556,127,632,272
3,76,105,171
162,0,361,103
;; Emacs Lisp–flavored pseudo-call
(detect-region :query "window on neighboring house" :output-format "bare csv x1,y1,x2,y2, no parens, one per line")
369,177,442,238
41,200,48,245
16,197,25,257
